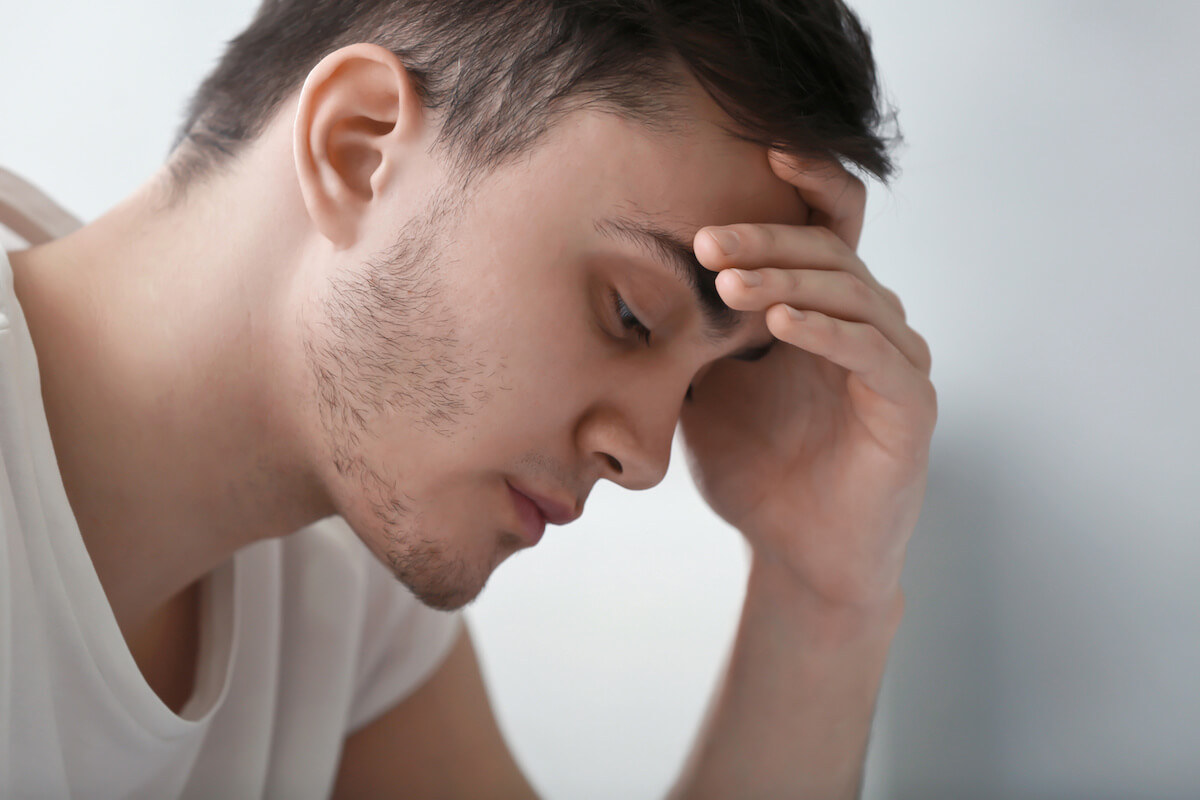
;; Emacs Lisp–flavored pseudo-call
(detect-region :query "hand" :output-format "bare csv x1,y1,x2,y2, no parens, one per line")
678,153,936,612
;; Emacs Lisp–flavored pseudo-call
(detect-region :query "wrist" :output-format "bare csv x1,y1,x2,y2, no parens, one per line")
747,550,905,649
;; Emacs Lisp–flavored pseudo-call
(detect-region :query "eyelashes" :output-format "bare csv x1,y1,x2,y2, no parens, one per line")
609,290,695,402
611,290,651,346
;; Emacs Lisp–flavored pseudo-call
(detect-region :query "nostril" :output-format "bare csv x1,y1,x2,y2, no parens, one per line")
604,453,622,474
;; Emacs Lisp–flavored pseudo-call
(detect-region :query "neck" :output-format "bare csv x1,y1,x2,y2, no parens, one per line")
9,154,332,639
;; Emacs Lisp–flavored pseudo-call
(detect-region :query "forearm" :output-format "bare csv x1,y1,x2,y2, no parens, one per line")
667,553,903,800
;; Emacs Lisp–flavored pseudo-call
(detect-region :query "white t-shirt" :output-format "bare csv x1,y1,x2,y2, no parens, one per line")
0,170,463,798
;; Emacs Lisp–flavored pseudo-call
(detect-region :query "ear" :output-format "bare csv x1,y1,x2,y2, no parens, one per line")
293,43,425,247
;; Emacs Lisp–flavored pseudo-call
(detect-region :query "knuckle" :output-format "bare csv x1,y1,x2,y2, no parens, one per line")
910,330,933,374
805,308,831,333
915,380,939,431
786,268,804,293
841,272,872,305
816,313,844,346
919,337,933,375
816,224,852,258
865,325,890,358
812,225,840,248
750,223,776,252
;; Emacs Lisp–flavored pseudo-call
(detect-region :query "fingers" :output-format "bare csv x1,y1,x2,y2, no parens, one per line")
692,156,934,414
694,222,906,321
768,151,867,252
716,266,931,376
765,305,937,433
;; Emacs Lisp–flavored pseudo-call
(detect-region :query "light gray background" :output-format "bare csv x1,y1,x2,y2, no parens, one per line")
2,2,1197,798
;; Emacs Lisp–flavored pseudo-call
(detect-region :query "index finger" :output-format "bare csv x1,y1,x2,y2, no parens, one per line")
768,151,867,251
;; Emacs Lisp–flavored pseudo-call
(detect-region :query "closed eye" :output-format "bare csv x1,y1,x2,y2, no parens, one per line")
608,289,774,401
611,290,651,346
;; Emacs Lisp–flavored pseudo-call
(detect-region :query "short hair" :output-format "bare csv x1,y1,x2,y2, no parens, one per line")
170,0,900,192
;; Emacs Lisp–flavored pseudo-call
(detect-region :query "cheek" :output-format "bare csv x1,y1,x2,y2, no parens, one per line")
387,242,603,460
458,272,590,394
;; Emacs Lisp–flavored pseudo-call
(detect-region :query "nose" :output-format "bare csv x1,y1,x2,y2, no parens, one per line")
577,374,687,492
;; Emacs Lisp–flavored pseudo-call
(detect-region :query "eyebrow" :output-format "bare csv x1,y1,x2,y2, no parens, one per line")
593,214,777,362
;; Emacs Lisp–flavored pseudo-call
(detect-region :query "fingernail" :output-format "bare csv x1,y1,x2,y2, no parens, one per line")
707,229,740,255
786,305,806,320
732,268,762,287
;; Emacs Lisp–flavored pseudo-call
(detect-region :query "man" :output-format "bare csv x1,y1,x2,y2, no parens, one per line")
0,0,935,796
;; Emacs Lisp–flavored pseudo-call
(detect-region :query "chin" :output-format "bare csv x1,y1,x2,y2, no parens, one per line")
393,556,488,611
381,526,526,611
328,463,526,609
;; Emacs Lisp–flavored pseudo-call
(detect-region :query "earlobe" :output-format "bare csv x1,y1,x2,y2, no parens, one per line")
292,43,424,247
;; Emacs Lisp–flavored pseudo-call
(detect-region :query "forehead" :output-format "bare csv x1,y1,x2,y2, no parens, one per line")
540,96,807,347
561,99,808,231
465,73,808,238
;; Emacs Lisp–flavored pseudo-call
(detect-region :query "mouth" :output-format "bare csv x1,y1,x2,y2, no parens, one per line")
507,482,547,546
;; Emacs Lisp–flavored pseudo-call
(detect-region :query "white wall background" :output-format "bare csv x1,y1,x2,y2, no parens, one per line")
2,2,1197,798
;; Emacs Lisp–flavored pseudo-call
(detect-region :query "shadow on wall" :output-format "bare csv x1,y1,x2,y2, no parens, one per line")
880,428,1011,799
878,425,1200,800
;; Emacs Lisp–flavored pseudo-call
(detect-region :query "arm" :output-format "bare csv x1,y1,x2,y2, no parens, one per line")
670,152,934,798
668,557,902,800
332,625,539,800
335,558,900,800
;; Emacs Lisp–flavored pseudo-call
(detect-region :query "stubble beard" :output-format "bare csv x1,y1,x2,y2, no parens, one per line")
300,189,504,610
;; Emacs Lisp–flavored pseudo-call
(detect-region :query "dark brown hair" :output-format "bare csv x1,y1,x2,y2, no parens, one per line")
170,0,899,190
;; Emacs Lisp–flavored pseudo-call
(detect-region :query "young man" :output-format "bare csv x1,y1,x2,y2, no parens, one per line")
0,0,935,796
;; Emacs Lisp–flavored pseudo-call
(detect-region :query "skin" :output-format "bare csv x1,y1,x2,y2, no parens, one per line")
8,41,935,796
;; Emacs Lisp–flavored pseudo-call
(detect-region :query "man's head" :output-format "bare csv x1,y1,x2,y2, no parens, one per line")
165,0,898,610
171,0,896,191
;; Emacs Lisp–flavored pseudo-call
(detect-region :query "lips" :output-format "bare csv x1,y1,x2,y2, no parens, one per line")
509,483,580,526
507,483,547,545
506,481,581,546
